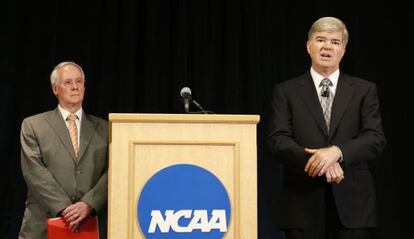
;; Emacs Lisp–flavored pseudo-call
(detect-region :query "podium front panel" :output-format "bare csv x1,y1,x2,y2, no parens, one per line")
109,114,259,239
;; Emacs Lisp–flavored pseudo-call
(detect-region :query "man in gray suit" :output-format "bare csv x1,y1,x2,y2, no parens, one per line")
19,61,108,238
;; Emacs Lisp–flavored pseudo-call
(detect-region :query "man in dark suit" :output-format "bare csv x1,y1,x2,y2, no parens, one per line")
19,62,108,238
267,17,386,239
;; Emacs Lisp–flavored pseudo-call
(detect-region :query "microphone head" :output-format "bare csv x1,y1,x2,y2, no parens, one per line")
180,87,192,98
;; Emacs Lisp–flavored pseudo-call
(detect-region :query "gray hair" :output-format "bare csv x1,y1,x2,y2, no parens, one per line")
50,61,85,87
308,17,349,48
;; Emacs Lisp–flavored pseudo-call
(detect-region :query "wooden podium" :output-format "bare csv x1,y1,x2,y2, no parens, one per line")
108,113,260,238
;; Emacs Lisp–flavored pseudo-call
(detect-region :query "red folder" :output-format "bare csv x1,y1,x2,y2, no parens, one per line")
47,216,99,239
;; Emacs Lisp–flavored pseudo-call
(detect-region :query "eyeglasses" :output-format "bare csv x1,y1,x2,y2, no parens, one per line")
60,78,85,88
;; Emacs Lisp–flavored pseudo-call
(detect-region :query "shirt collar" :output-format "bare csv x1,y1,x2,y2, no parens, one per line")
58,105,83,121
310,67,340,93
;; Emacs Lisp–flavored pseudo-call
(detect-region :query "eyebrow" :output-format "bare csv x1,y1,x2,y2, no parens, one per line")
315,36,341,42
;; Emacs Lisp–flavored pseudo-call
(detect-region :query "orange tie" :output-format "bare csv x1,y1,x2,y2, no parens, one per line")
67,114,79,158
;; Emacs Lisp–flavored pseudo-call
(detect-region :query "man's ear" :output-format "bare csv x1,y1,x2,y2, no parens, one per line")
306,41,311,54
52,85,58,97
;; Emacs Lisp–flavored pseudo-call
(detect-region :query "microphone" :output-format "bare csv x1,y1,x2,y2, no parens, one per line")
180,87,192,113
321,89,330,97
180,87,212,114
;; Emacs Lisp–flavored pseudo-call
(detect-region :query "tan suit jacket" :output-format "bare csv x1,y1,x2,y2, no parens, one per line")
19,108,108,239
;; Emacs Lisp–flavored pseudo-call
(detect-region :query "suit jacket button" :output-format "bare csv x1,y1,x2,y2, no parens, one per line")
76,170,82,175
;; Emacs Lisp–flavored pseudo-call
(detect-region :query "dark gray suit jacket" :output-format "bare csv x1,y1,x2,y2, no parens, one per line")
267,72,386,229
19,108,108,238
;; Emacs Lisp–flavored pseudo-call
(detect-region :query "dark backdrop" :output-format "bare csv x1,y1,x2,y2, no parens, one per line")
1,0,412,238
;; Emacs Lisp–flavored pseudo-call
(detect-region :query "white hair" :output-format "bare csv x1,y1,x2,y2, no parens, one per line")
50,61,85,87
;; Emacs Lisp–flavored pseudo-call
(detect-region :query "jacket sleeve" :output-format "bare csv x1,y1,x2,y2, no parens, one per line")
267,84,309,174
80,168,108,212
20,118,72,216
337,83,386,165
80,119,108,212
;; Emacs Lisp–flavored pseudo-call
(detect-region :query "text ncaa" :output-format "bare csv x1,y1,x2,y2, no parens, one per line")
137,164,231,239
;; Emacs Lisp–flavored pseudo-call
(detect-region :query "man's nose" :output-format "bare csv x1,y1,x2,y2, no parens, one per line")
323,41,332,47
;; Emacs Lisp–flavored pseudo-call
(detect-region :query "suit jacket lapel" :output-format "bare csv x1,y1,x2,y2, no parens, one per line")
329,74,354,139
298,74,328,136
46,108,78,161
77,113,97,161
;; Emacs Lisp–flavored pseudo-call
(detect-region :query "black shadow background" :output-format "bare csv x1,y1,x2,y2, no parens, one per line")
1,0,412,238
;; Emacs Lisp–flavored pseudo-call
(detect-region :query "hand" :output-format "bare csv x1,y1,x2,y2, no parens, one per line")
325,162,344,183
304,146,341,177
62,201,93,232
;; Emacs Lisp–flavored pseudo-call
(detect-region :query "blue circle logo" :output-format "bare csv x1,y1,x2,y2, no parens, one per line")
137,164,231,239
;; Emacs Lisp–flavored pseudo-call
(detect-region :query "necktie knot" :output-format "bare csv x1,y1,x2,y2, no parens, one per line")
67,114,77,121
320,78,333,87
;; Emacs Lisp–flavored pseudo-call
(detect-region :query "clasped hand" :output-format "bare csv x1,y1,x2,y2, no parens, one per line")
304,146,344,183
61,201,93,232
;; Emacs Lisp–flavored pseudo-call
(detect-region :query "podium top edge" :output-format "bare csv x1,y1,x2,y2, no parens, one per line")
108,113,260,124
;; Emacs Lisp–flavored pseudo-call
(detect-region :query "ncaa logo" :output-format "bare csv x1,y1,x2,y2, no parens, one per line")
137,164,231,239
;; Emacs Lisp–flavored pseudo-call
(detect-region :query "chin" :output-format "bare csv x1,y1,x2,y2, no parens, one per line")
70,96,83,101
68,99,83,105
319,62,335,68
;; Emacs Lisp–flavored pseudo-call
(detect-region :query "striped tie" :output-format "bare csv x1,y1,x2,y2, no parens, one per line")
67,114,79,158
320,78,333,132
